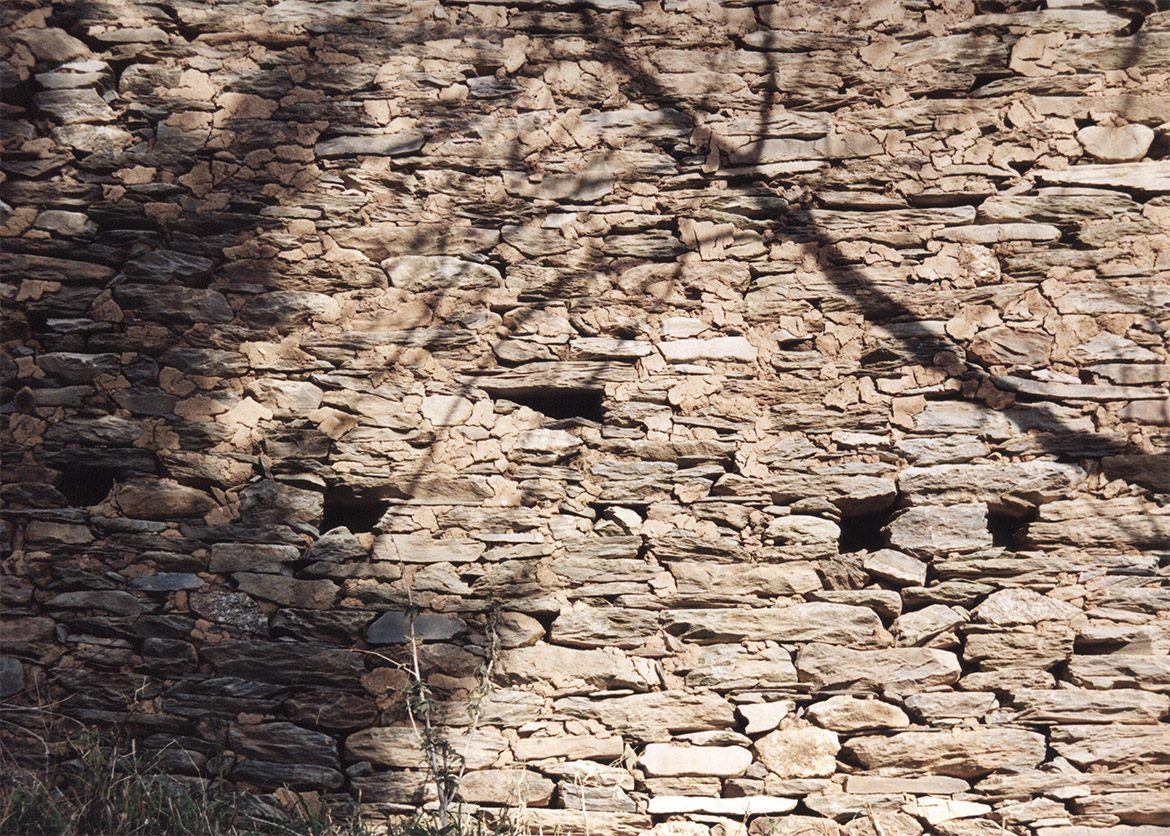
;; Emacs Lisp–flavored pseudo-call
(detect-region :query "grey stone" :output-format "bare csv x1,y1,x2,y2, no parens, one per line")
765,514,841,545
229,721,339,769
238,481,322,527
34,210,97,238
372,535,486,564
315,132,425,157
497,611,544,648
46,591,144,616
209,543,301,574
36,352,120,383
668,562,821,601
894,436,990,465
844,775,969,794
963,624,1074,669
231,760,344,790
203,641,366,687
503,163,615,202
366,611,465,644
660,337,758,364
34,88,115,123
240,291,341,331
245,379,323,417
512,429,582,464
304,527,366,563
0,658,24,698
421,395,473,427
130,573,204,592
190,592,268,633
898,462,1085,510
738,700,795,735
903,692,998,722
13,28,91,62
559,782,637,813
233,574,338,609
1011,690,1170,724
1038,160,1170,191
112,285,232,324
648,796,797,815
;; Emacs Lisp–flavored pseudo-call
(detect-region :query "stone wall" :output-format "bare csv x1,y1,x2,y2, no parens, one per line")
2,0,1169,834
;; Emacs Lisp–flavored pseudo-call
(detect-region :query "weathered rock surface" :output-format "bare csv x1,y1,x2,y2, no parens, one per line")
640,744,752,777
843,728,1048,778
5,0,1167,827
665,604,889,648
796,644,962,693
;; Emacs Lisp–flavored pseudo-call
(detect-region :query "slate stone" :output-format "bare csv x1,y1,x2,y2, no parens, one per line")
202,641,365,687
366,611,465,644
0,658,24,698
315,132,425,157
887,504,993,556
112,285,232,324
756,727,840,778
239,291,341,331
497,644,652,694
640,744,751,777
304,527,367,563
209,543,301,574
664,603,889,648
45,590,145,616
34,89,115,123
843,728,1047,778
189,591,268,634
555,692,736,742
806,696,911,732
130,573,204,592
114,479,217,519
36,352,119,383
459,770,556,807
238,480,322,526
796,644,961,693
229,721,339,770
233,573,338,609
269,609,376,645
681,644,799,691
382,256,502,292
231,760,344,790
345,726,507,769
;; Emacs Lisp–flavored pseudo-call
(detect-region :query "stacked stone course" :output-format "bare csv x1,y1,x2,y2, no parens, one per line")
1,0,1168,834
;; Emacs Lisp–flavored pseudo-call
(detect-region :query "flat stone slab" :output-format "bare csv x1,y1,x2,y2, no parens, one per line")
640,743,752,777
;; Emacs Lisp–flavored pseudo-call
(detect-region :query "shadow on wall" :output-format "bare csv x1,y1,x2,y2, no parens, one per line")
2,0,1169,791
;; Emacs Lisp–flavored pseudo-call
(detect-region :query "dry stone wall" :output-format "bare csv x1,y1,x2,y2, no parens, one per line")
2,0,1169,834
